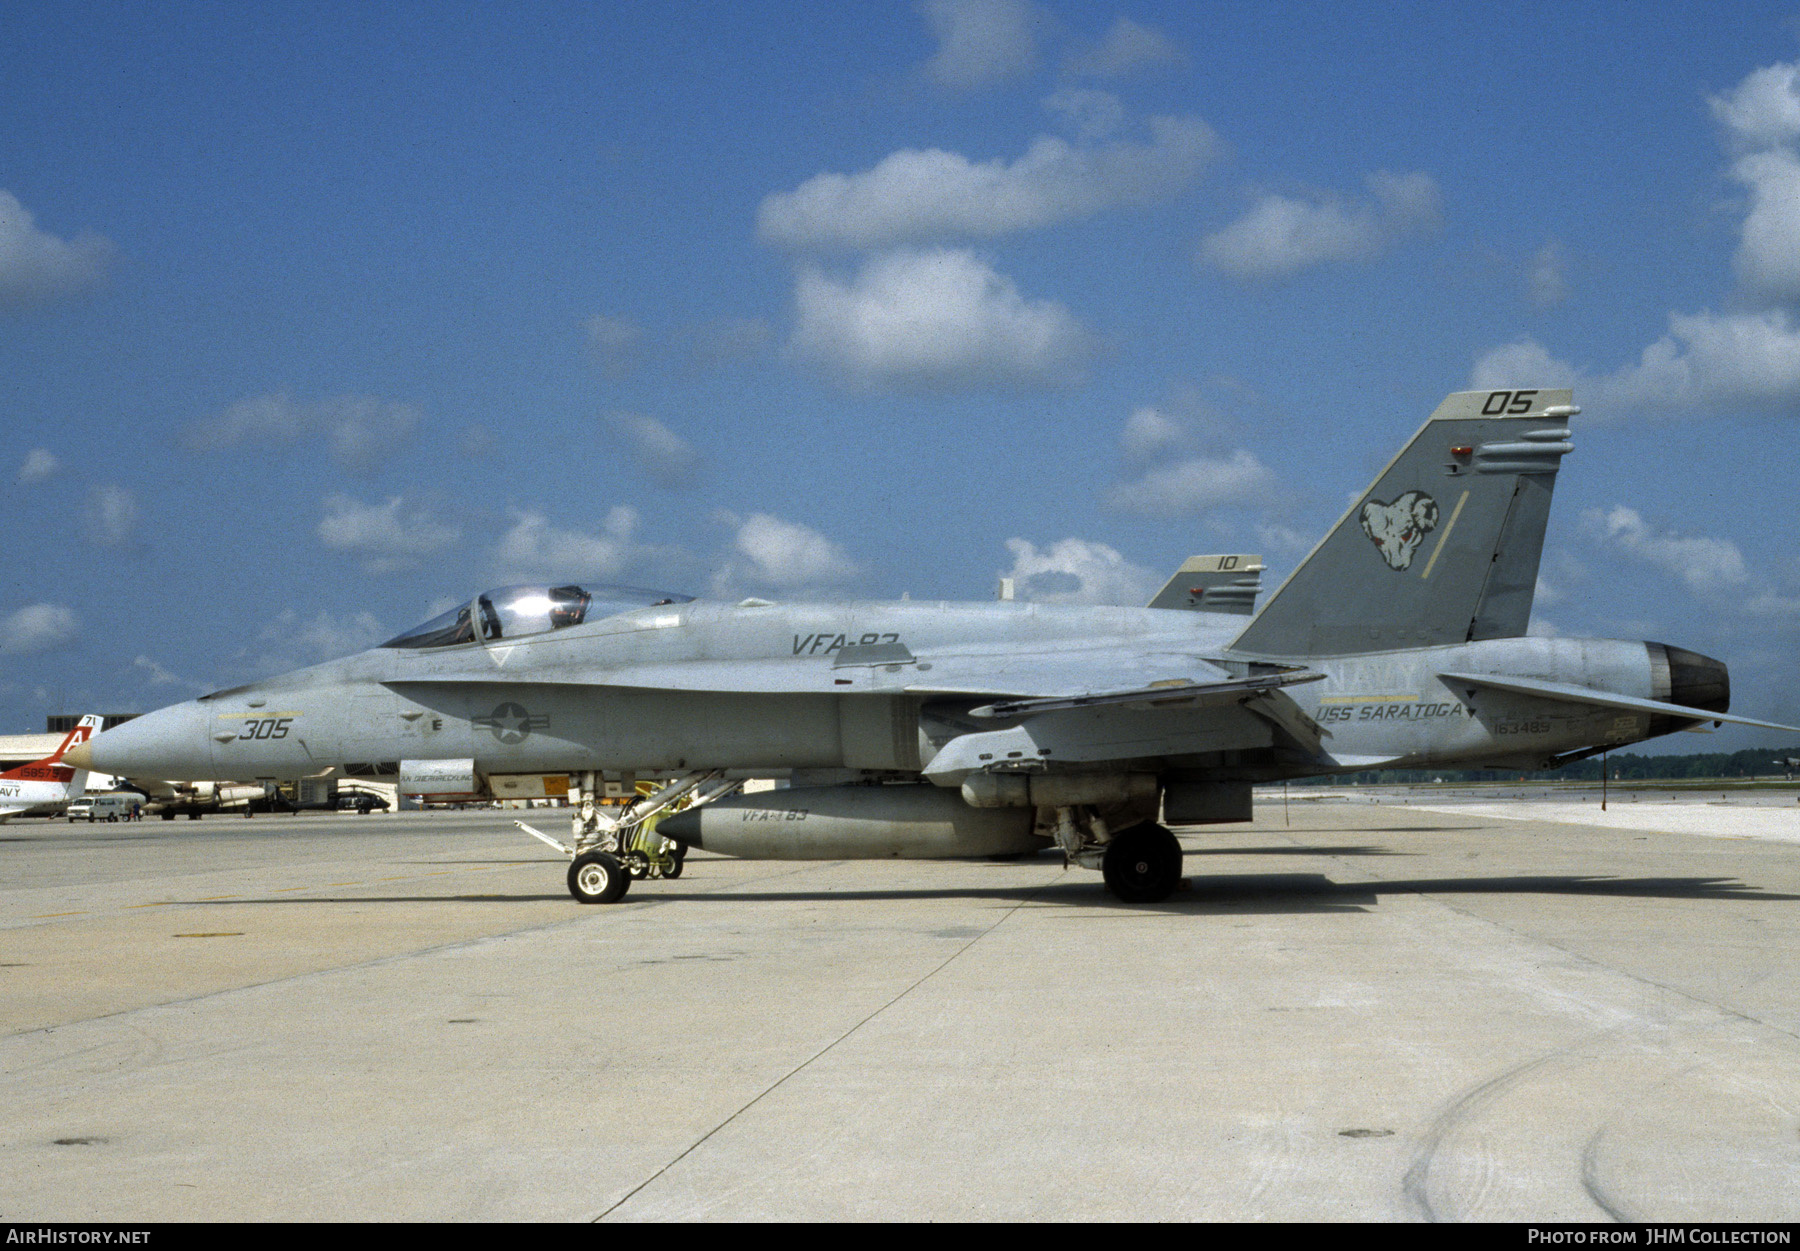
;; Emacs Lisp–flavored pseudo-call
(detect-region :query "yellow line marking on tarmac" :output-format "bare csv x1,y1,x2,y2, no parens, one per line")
126,902,173,909
196,894,239,901
273,886,310,892
327,881,361,887
29,911,84,918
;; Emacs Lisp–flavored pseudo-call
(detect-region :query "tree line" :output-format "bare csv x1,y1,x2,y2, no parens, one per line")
1303,744,1800,786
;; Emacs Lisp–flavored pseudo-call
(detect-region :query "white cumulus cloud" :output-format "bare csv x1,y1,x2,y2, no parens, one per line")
83,485,138,548
183,394,421,471
1476,309,1800,416
1064,17,1186,77
585,314,644,375
1600,308,1800,410
731,513,860,588
244,610,388,674
1000,537,1159,606
791,248,1094,389
0,604,78,655
1199,171,1443,282
317,495,461,574
0,190,111,307
602,411,701,488
1584,506,1750,598
1726,144,1800,303
17,448,58,483
758,111,1217,250
493,507,645,583
1711,61,1800,153
1527,241,1570,308
1108,449,1279,517
1118,406,1189,460
1480,61,1800,412
919,0,1039,91
1469,339,1581,392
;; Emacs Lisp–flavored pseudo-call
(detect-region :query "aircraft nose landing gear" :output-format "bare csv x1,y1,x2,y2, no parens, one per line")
516,769,739,904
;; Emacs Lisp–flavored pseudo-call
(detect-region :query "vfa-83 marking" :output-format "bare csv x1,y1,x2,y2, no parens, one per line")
792,632,904,656
73,388,1800,906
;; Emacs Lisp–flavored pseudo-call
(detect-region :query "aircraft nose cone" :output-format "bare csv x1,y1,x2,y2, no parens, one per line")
86,702,216,780
63,740,95,770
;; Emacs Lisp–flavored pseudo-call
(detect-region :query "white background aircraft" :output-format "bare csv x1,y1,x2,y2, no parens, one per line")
0,714,101,820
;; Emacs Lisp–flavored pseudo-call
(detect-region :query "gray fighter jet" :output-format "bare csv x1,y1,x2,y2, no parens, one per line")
71,388,1798,904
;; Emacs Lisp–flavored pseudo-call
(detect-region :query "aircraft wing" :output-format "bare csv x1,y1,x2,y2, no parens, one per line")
965,669,1323,718
1438,672,1800,734
923,675,1331,780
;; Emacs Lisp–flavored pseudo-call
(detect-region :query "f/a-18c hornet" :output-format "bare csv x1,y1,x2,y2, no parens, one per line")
70,389,1798,904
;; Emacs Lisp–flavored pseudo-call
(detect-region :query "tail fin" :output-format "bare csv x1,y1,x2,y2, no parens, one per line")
1230,388,1576,658
46,715,104,765
0,714,103,785
1147,554,1265,614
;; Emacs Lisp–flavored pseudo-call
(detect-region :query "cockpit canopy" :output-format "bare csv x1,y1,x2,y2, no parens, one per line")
381,584,694,649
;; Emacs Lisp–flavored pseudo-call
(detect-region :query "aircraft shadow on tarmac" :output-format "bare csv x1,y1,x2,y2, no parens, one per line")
640,872,1799,914
1182,844,1411,857
190,871,1800,915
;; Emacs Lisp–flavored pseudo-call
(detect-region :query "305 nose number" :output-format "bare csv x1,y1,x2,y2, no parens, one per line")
236,717,293,740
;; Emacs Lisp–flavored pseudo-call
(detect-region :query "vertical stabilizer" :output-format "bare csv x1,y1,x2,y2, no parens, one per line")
1147,554,1265,615
1230,389,1575,658
0,713,102,780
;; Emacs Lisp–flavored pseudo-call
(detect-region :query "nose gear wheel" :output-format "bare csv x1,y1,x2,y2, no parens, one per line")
568,851,630,904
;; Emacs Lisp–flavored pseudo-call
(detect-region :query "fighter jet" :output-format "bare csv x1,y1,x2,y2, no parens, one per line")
71,389,1798,904
0,714,101,820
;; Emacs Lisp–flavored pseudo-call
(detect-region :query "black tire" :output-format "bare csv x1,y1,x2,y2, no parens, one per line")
567,852,630,904
1102,823,1184,904
662,842,686,880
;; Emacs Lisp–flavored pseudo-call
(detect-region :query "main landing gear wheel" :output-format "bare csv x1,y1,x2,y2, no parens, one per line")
568,851,631,904
1102,823,1183,904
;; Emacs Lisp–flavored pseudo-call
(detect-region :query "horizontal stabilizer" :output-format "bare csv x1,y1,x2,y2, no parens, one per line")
1439,671,1800,734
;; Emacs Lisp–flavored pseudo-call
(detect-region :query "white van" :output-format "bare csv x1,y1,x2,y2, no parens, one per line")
65,793,143,823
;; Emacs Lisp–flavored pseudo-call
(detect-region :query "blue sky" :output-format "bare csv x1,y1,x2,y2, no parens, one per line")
3,0,1798,751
